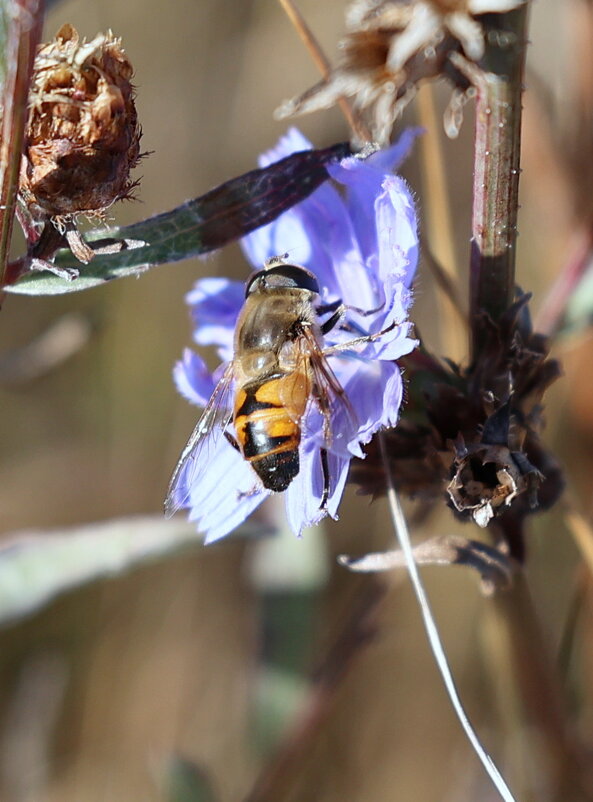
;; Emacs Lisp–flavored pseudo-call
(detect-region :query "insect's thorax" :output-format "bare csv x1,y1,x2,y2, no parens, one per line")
234,289,317,379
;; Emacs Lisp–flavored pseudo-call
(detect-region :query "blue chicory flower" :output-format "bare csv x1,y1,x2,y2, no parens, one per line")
173,128,419,543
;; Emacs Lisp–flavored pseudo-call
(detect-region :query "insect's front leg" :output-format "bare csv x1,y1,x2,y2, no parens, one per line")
319,447,330,512
312,382,333,512
224,431,241,452
317,299,387,336
322,319,397,357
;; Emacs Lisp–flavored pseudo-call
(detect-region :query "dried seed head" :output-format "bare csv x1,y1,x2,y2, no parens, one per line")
276,0,527,145
351,294,563,561
20,24,141,222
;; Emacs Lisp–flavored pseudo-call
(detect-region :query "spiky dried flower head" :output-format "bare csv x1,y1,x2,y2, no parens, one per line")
351,294,563,562
20,24,141,223
276,0,527,145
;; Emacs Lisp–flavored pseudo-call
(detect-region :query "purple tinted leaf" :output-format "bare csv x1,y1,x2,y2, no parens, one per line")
8,142,351,296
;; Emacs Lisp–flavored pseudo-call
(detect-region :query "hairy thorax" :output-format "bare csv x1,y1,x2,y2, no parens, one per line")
234,290,317,380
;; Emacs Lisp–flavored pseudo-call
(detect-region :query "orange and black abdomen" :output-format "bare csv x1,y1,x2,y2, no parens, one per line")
234,371,309,492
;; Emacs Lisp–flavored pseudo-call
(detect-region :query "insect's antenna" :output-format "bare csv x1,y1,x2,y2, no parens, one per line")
264,253,289,269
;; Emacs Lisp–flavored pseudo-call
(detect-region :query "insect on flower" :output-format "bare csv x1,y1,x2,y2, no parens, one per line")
167,128,419,543
166,257,399,518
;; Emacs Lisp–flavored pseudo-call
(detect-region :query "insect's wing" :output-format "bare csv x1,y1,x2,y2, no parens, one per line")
165,362,236,518
297,326,358,448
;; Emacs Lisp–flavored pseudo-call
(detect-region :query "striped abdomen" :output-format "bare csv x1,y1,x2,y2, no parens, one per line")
233,371,309,492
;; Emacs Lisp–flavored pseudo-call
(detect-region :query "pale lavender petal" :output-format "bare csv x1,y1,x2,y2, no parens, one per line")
376,175,419,289
284,442,325,535
181,434,270,543
257,127,313,168
173,349,217,407
354,281,417,362
284,441,350,535
244,180,358,300
241,129,362,299
324,451,351,520
338,359,404,455
242,128,317,269
328,129,422,266
187,278,243,356
292,186,356,298
241,207,315,270
330,247,380,311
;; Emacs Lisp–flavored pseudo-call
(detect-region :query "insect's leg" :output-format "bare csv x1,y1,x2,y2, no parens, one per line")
238,484,263,500
346,301,385,317
318,299,385,319
224,431,241,452
321,305,368,337
315,299,342,317
319,298,387,337
322,320,397,356
320,304,347,335
319,447,330,511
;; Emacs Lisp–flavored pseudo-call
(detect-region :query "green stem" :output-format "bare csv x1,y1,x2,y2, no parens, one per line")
467,8,529,359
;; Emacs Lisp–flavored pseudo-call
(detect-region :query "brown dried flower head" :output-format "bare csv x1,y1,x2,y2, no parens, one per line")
276,0,527,144
351,295,563,562
20,24,141,223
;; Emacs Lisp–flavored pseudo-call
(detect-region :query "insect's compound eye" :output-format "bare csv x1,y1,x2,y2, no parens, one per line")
245,264,319,297
245,272,263,297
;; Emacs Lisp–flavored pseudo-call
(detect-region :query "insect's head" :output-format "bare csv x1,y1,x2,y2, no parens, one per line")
245,261,320,298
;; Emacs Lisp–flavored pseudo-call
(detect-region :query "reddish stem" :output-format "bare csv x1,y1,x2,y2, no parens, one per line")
465,8,529,360
0,0,45,298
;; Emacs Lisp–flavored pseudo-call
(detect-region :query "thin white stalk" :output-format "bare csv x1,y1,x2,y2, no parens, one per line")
379,434,516,802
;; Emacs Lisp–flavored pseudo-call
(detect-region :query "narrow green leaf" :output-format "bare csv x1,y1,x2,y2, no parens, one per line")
7,142,350,296
0,515,272,626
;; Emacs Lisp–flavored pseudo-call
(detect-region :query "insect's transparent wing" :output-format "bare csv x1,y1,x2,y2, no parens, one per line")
165,362,235,518
298,326,359,450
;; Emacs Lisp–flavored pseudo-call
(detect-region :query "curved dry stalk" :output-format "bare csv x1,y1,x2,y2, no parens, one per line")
276,0,373,143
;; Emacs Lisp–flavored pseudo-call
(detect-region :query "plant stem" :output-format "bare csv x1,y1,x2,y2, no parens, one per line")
0,0,44,298
463,8,529,360
485,567,593,800
276,0,373,144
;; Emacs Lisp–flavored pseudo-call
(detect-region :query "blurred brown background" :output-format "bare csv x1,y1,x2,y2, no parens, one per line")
0,1,591,801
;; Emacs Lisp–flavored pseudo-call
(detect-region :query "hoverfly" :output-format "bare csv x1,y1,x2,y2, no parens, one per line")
165,259,390,517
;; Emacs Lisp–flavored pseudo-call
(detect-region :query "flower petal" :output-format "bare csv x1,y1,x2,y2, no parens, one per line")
173,349,218,407
376,175,419,289
180,434,270,543
187,277,244,358
328,129,421,270
257,127,313,168
284,440,350,535
340,358,404,455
